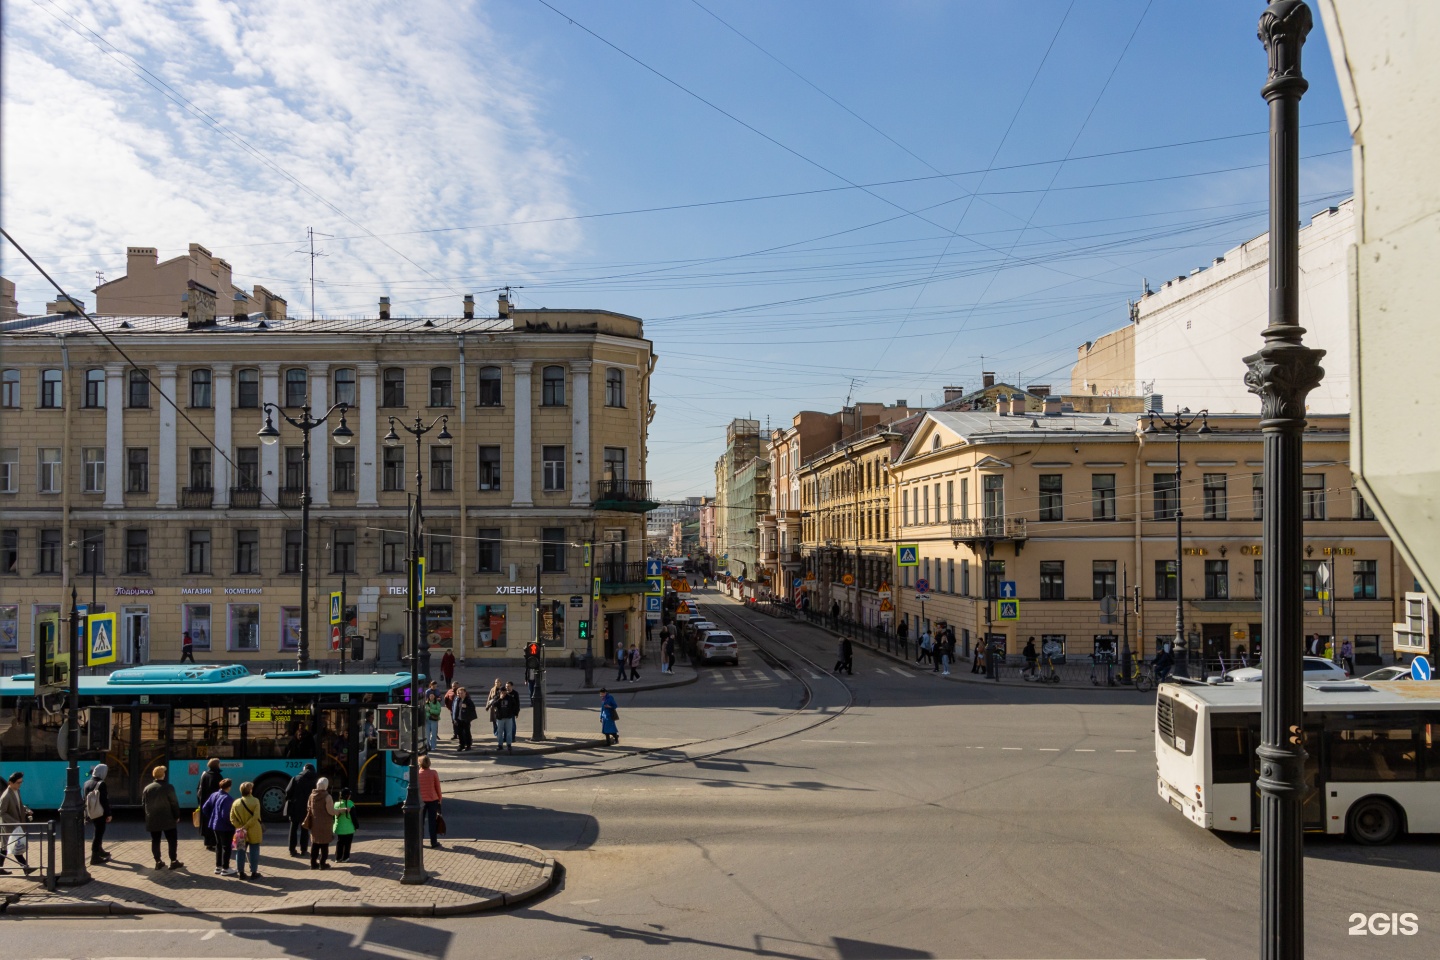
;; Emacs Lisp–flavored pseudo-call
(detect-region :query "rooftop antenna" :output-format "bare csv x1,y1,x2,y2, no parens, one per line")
844,376,863,407
94,269,105,288
296,227,332,322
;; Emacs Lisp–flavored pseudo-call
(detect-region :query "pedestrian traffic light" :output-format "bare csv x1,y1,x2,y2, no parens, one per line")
577,619,590,641
524,641,541,670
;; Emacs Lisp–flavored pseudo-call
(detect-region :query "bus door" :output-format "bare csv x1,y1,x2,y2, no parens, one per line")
1249,718,1325,831
105,706,171,805
315,704,354,795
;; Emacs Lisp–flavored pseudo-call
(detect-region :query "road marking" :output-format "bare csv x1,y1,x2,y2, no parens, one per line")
1001,747,1023,751
1038,748,1060,752
1116,749,1137,753
1074,748,1096,752
801,739,872,744
570,898,601,905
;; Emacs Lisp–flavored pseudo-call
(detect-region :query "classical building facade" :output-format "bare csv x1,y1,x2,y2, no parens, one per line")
0,294,656,668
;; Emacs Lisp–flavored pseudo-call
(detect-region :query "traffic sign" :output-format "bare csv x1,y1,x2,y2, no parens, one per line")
878,581,892,600
647,558,662,576
897,544,919,567
997,599,1020,621
1413,656,1433,681
647,578,665,594
793,578,803,589
914,578,930,595
331,625,342,650
999,581,1018,599
879,598,894,613
646,595,663,613
842,574,855,585
86,612,117,666
593,576,602,601
330,591,343,625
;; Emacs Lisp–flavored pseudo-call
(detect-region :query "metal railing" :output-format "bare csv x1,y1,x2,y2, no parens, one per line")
180,485,214,509
229,486,262,509
594,478,654,504
279,486,304,508
597,561,649,585
5,820,59,890
949,516,1027,541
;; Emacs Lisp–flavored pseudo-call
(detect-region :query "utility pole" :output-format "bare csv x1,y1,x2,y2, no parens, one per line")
532,564,547,741
57,585,89,886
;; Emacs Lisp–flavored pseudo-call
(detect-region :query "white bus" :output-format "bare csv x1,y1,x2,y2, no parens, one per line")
1155,679,1440,845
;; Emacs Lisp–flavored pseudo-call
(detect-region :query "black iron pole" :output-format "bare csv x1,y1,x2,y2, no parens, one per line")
339,571,348,674
401,492,425,884
57,585,89,885
1173,422,1187,677
1247,5,1323,958
533,564,547,741
298,418,312,671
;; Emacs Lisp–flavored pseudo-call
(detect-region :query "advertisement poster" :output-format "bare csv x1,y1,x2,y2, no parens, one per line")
426,604,454,648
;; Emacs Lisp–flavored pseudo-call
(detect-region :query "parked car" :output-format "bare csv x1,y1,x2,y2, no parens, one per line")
1360,665,1411,682
696,630,740,666
1227,656,1349,683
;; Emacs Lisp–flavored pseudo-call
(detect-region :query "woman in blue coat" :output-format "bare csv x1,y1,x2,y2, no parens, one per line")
599,688,619,746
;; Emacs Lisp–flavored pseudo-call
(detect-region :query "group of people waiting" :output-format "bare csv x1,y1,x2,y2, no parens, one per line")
916,622,958,676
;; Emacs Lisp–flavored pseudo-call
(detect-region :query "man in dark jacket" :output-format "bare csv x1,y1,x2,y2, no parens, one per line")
284,763,318,856
82,763,112,866
196,757,222,850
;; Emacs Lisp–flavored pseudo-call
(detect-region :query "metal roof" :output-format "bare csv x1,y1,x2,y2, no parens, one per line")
1163,678,1440,710
0,666,416,697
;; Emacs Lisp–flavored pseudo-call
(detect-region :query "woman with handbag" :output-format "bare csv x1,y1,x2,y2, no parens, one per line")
0,771,35,875
306,778,337,870
599,688,619,746
201,779,237,875
229,781,264,880
418,755,443,849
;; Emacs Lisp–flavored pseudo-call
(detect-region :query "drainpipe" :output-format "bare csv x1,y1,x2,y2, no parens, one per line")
456,333,467,663
1134,422,1146,659
59,335,74,604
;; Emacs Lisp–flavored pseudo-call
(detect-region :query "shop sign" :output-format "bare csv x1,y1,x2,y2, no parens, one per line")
494,585,545,595
181,587,214,596
115,587,155,596
225,587,264,595
389,585,440,596
1322,547,1356,556
1240,545,1262,556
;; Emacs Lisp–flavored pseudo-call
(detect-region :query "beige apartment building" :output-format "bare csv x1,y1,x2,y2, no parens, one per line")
888,397,1412,669
0,292,657,669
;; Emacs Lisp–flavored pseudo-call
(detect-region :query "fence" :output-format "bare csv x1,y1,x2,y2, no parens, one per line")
4,819,59,890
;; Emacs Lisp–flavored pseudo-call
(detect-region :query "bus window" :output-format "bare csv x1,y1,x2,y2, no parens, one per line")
1211,713,1259,783
1327,713,1421,782
0,697,26,762
244,703,314,759
172,707,240,760
1157,693,1199,756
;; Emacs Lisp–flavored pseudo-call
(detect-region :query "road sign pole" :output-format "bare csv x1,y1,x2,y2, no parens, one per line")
57,585,89,886
533,564,547,742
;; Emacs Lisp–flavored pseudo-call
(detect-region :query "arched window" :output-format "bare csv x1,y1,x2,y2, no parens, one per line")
333,368,355,406
284,368,307,407
382,367,405,407
605,367,625,407
84,369,106,408
190,369,212,408
478,366,502,406
931,435,941,451
541,365,565,406
236,368,259,408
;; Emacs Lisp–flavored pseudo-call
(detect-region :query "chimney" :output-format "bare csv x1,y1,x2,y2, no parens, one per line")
982,371,995,389
497,293,511,318
943,385,964,403
463,294,475,319
1145,393,1165,414
1009,393,1027,416
183,280,217,328
1043,395,1063,416
233,291,249,322
379,296,391,320
47,295,84,316
126,246,158,274
1026,384,1050,397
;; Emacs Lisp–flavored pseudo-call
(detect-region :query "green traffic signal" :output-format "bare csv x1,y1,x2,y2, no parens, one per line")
578,619,590,640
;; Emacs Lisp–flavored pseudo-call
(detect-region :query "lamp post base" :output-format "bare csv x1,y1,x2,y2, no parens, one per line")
56,764,90,887
400,772,427,886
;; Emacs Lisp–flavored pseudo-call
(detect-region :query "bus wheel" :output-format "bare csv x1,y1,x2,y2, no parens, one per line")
1348,797,1402,845
255,776,289,823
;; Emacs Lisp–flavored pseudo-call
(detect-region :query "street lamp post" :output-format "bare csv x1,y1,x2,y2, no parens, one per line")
384,414,451,886
1247,4,1325,958
57,584,89,886
257,401,353,671
1144,407,1211,678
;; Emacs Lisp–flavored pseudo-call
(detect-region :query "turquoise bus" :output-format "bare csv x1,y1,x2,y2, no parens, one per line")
0,664,418,821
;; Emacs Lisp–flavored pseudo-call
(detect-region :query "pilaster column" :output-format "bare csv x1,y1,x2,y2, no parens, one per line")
511,361,533,507
156,363,178,508
357,363,379,507
103,363,125,508
213,363,232,507
309,363,330,507
570,360,592,506
260,363,281,504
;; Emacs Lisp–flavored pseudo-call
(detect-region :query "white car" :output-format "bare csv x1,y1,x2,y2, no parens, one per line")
1226,656,1349,683
697,630,740,665
1360,665,1411,682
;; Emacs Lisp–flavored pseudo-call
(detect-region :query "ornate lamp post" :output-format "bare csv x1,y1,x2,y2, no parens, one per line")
1144,407,1210,678
257,401,352,671
57,584,89,886
384,414,450,885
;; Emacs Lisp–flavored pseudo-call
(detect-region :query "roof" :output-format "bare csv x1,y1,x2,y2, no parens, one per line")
1164,678,1440,710
0,665,415,697
896,409,1142,464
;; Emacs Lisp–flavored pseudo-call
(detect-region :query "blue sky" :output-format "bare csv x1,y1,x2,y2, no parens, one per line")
3,1,1355,499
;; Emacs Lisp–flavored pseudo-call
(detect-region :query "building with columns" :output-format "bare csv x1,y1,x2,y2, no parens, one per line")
0,294,656,669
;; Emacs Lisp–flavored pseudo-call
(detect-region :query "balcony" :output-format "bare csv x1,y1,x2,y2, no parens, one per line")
279,486,304,508
180,486,214,509
597,560,648,595
593,478,659,513
950,516,1028,544
229,487,262,509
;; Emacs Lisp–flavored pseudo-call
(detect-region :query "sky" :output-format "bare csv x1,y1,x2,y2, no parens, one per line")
2,1,1357,500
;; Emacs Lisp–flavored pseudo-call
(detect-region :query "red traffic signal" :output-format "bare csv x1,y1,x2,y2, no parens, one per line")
525,642,540,657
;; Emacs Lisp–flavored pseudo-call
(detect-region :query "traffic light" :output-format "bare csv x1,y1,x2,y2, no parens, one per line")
524,642,541,670
577,619,590,641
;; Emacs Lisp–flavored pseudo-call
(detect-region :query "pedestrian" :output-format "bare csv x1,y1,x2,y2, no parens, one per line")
1022,637,1038,679
201,778,236,875
333,787,357,862
443,682,460,740
418,755,443,849
358,711,377,791
141,765,183,870
599,688,620,745
306,778,336,870
842,637,854,674
425,691,442,751
499,681,520,753
896,618,909,658
1323,637,1335,661
452,686,476,751
0,771,35,875
973,640,986,675
440,648,456,687
196,757,222,850
1340,637,1354,676
628,644,642,682
180,630,195,663
284,762,318,857
229,781,264,880
830,600,840,627
82,763,112,866
940,631,954,676
615,644,629,682
916,629,933,665
485,678,505,746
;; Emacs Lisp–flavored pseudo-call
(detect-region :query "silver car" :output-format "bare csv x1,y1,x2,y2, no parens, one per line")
1227,656,1349,683
697,630,740,665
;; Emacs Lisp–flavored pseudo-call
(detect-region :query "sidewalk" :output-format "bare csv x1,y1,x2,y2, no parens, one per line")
0,838,555,917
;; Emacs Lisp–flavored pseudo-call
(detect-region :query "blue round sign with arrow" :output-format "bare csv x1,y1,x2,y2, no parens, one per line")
1412,656,1433,681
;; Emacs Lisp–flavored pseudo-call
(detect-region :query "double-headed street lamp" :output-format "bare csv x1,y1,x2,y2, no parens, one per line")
1144,407,1210,678
257,401,353,671
383,413,450,886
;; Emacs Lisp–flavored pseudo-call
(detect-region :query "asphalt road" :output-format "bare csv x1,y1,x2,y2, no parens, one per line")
7,594,1439,959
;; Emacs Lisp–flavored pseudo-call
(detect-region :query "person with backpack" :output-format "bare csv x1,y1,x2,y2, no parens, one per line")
333,787,357,862
284,763,318,857
201,779,237,875
195,757,222,851
229,781,264,880
615,644,629,682
82,763,112,866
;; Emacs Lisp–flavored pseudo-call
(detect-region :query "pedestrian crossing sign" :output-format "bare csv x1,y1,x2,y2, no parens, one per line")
997,599,1020,622
87,612,118,666
330,591,343,625
897,544,919,567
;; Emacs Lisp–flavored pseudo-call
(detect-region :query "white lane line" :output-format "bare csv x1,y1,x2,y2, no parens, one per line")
1001,747,1023,751
1038,748,1061,752
1074,748,1096,752
801,739,873,744
1116,749,1138,753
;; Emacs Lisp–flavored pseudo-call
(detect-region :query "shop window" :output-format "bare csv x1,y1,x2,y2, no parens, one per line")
475,604,508,648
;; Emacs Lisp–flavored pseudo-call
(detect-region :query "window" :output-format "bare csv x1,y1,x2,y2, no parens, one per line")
901,489,908,527
280,606,301,651
286,447,306,492
1301,560,1322,600
383,446,405,491
603,447,626,481
1205,559,1229,600
333,447,355,492
181,606,212,651
1093,560,1117,600
946,480,954,521
542,445,566,491
982,474,1004,518
40,369,62,408
39,530,61,573
922,486,930,524
283,529,302,573
541,365,565,406
235,529,259,574
429,446,453,491
1088,477,1111,521
474,604,508,647
1154,472,1179,521
1326,714,1428,783
39,448,61,493
0,448,14,493
79,530,104,575
605,367,625,407
188,529,212,574
1155,559,1177,600
1,530,16,574
126,448,149,493
1354,489,1375,520
382,367,405,407
0,369,18,407
960,558,971,596
1353,559,1378,599
541,527,567,572
333,368,355,406
1039,474,1063,521
1302,474,1326,520
1203,473,1228,520
475,527,502,572
960,477,969,520
477,446,502,491
986,560,1005,599
425,367,451,407
84,369,105,408
129,369,150,408
381,532,406,573
332,527,356,574
478,366,502,406
429,528,453,573
190,369,212,408
228,603,260,651
1040,560,1065,599
946,558,955,593
125,529,149,574
83,448,105,493
1254,559,1263,599
190,447,213,489
284,368,307,407
236,368,259,408
1252,472,1264,520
